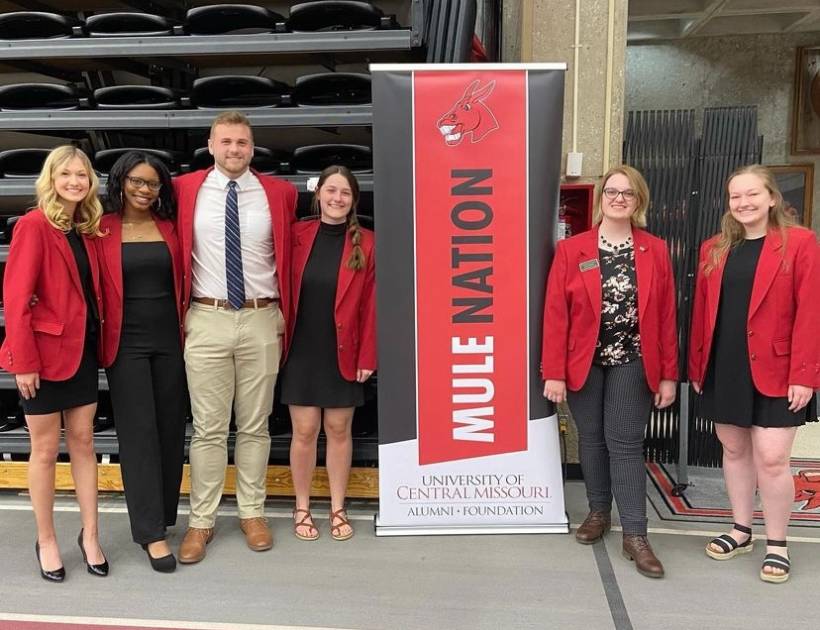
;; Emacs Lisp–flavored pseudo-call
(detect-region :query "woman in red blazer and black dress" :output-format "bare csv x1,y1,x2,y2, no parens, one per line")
0,146,108,581
279,165,375,542
542,165,677,578
98,151,186,573
689,165,819,584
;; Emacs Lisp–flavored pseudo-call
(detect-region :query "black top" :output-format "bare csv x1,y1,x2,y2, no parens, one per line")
66,229,98,328
594,245,640,366
279,220,364,408
122,241,174,300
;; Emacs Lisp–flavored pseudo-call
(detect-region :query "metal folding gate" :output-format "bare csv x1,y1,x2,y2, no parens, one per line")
623,106,762,490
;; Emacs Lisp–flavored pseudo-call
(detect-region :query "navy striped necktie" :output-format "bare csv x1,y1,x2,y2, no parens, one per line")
225,180,245,309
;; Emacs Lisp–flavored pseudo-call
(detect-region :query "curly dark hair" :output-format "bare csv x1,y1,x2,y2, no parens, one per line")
103,151,176,220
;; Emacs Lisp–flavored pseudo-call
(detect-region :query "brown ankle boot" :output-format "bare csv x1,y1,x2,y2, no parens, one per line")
575,510,611,544
622,534,664,578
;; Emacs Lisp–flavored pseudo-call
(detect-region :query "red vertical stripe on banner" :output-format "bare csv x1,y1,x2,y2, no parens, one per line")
414,71,528,465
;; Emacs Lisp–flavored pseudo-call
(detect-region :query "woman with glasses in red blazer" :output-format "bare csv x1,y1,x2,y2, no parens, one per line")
0,146,108,582
689,164,819,584
542,165,678,579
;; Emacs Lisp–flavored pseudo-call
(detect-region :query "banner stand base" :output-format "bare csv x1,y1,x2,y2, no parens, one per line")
374,514,570,536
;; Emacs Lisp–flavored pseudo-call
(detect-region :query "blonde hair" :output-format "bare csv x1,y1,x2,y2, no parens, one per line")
35,146,102,235
703,164,795,274
209,110,253,140
592,164,649,228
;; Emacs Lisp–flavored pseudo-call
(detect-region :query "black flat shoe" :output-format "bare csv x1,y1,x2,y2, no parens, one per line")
35,541,65,583
141,543,177,573
77,529,109,577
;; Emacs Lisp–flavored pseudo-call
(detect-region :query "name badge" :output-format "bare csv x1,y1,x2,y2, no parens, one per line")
579,259,599,272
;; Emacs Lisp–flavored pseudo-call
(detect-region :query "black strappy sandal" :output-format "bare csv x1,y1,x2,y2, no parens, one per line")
705,523,754,560
760,539,790,584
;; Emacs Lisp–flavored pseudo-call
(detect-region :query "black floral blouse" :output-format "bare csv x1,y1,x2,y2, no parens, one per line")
594,245,641,366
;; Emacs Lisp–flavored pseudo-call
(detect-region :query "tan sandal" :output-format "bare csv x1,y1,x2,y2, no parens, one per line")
329,508,354,541
293,508,319,541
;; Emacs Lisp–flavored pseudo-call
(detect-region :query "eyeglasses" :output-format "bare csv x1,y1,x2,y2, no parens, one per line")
602,187,636,201
125,175,162,191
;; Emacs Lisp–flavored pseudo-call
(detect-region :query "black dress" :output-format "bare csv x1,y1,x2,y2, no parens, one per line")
22,229,99,415
700,237,817,427
105,241,187,544
280,221,364,408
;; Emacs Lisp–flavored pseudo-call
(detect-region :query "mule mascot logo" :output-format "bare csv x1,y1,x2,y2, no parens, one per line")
793,469,820,510
436,79,498,146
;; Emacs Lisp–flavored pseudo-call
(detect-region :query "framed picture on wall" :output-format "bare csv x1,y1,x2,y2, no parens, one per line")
791,47,820,154
769,164,814,227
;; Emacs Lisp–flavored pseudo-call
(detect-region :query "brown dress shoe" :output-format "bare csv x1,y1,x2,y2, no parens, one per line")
575,510,611,544
622,534,664,578
178,527,213,564
240,517,273,551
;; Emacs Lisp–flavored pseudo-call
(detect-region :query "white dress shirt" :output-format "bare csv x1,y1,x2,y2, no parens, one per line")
191,168,278,299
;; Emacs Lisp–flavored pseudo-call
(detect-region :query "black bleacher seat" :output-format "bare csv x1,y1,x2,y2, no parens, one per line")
185,4,285,35
191,75,291,109
93,148,183,176
288,1,384,32
93,86,179,110
85,12,176,38
0,83,85,111
0,148,51,178
292,144,372,173
0,12,79,40
191,146,290,175
293,73,371,106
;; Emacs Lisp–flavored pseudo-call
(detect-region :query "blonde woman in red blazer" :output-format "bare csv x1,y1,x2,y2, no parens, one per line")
542,165,677,578
97,152,186,573
0,146,108,581
279,165,376,541
689,165,820,584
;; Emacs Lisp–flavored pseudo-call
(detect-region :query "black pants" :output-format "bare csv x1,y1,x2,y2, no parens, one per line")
106,297,187,545
567,360,653,535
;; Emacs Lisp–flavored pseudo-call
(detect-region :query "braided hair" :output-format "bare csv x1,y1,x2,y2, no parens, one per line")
313,165,366,271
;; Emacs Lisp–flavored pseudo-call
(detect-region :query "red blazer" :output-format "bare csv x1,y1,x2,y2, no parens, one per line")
97,213,184,367
0,209,102,380
688,227,820,396
541,227,678,392
283,219,376,381
173,167,297,354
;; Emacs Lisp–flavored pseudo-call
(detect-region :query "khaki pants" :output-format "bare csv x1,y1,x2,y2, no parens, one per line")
184,301,285,527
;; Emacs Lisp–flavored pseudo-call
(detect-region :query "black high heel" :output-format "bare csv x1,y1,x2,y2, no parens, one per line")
77,529,109,577
141,542,177,573
35,541,65,583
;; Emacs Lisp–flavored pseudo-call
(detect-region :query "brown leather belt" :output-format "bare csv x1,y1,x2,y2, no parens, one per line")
192,296,277,309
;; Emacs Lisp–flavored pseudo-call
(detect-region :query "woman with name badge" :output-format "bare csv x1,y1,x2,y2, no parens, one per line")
0,145,108,582
98,151,186,573
689,164,819,584
541,164,678,579
279,165,376,542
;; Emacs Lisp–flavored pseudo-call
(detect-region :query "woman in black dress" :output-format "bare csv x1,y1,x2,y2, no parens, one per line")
280,165,376,541
98,152,186,572
689,164,820,583
0,146,108,581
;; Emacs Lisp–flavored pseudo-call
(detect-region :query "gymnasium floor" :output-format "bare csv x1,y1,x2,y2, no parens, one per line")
0,480,817,630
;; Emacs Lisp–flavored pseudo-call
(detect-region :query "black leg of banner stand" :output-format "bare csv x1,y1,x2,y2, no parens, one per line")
672,383,690,497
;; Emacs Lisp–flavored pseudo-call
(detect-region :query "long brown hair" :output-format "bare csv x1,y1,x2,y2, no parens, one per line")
312,165,366,271
35,145,103,235
704,164,795,274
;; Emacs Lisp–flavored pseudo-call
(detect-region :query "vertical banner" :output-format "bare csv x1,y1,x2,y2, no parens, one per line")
372,64,568,535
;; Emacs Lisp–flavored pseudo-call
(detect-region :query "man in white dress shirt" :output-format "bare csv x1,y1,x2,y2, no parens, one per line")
173,111,297,563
